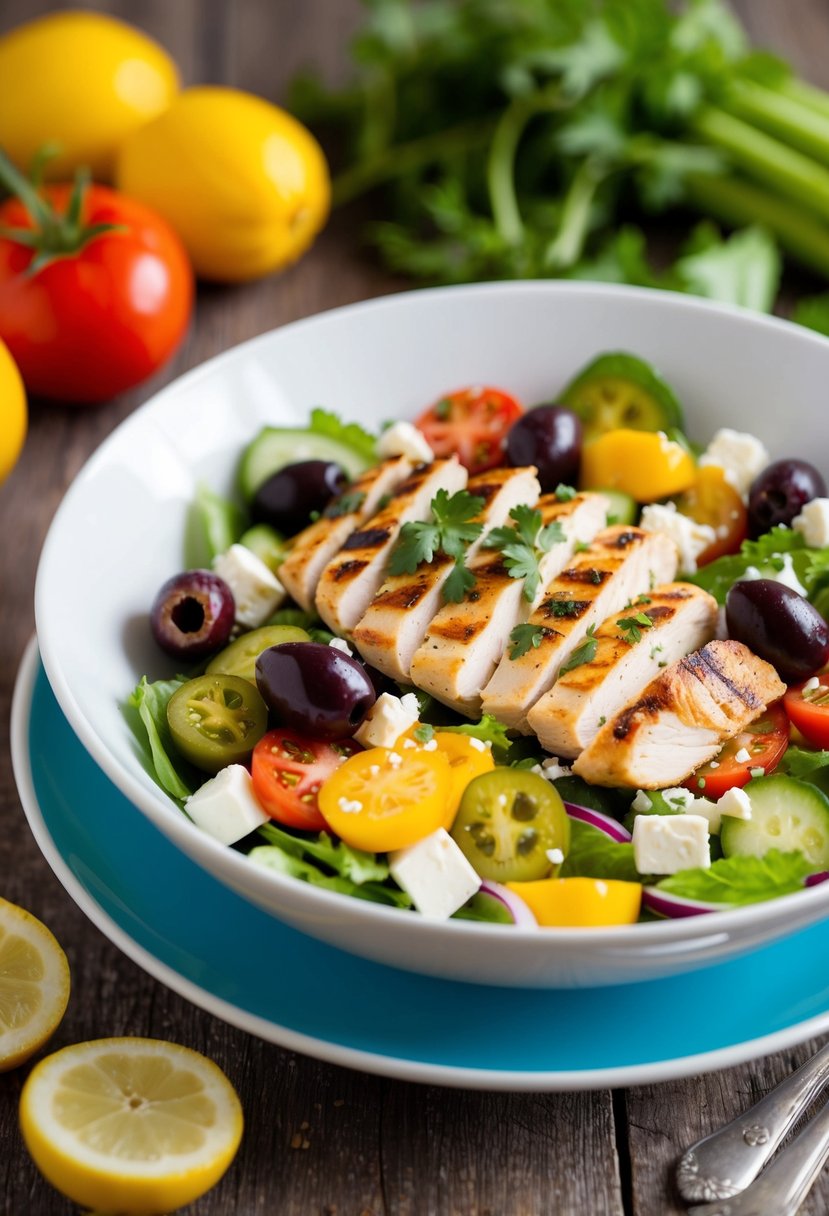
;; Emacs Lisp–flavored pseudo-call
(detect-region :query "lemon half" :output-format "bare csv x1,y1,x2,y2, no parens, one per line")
20,1037,243,1214
0,897,69,1072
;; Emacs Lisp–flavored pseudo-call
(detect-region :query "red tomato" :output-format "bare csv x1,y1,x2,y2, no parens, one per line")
674,466,748,566
415,386,522,474
683,702,789,799
251,729,362,832
784,677,829,748
0,177,192,403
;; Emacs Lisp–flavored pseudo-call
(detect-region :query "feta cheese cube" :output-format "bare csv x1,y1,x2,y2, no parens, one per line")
682,797,721,834
185,765,269,845
631,790,653,814
353,692,420,748
377,420,434,464
632,814,711,874
389,828,481,919
329,637,354,656
793,497,829,548
699,428,770,499
717,786,752,822
639,502,715,574
661,787,695,810
213,543,285,628
734,747,751,764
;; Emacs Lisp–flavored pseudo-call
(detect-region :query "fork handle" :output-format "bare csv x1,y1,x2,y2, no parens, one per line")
677,1038,829,1203
687,1096,829,1216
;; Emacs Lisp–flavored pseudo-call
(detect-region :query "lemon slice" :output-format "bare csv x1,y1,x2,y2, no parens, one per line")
0,896,70,1072
20,1037,244,1214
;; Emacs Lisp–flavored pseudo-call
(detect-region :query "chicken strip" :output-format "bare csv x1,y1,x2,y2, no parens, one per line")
315,457,466,635
528,583,718,758
572,639,786,788
279,456,414,612
352,467,541,683
408,492,609,717
482,526,678,731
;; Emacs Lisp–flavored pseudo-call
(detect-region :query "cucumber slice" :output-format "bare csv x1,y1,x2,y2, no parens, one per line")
559,352,685,442
239,524,286,573
596,488,638,526
239,427,372,499
720,775,829,869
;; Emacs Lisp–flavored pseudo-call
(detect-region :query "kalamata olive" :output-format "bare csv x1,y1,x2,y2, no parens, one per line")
255,642,376,739
150,570,235,660
747,459,826,537
725,578,829,682
251,460,348,537
505,405,582,492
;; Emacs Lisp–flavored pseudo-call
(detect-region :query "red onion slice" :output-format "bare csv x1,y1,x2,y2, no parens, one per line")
564,801,631,843
642,887,722,919
806,871,829,888
478,880,538,927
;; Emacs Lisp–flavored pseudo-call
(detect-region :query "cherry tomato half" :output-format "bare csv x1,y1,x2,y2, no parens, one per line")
675,466,748,566
415,386,522,474
683,702,789,799
251,728,361,832
784,677,829,749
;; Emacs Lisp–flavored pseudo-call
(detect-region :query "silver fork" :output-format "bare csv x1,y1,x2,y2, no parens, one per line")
676,1039,829,1203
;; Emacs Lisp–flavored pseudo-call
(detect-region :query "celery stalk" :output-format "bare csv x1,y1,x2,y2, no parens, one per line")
723,79,829,169
685,172,829,280
691,107,829,224
778,78,829,125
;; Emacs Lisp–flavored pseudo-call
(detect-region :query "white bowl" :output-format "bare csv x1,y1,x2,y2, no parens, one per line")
34,281,829,988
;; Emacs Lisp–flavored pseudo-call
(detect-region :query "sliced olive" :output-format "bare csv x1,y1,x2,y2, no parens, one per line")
206,624,310,683
167,674,268,773
451,770,570,882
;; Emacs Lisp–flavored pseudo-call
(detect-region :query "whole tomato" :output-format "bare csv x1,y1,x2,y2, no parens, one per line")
0,155,193,404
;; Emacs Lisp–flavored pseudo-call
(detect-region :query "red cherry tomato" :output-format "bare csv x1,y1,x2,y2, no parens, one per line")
784,677,829,749
683,702,789,799
415,386,523,474
674,466,748,566
0,173,192,404
251,728,362,832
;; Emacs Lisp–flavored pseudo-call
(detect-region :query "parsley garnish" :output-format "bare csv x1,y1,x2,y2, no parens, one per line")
388,488,484,600
414,723,435,744
574,540,590,553
598,715,606,727
617,611,654,644
650,642,664,660
636,594,652,605
508,624,550,660
606,514,619,525
324,489,367,519
548,598,582,618
555,484,576,501
559,625,598,675
483,505,566,601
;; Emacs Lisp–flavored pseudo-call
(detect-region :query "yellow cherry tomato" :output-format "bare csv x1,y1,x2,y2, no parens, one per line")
116,87,330,282
0,11,179,180
0,339,26,484
580,428,696,503
432,732,495,828
506,877,643,927
319,746,450,853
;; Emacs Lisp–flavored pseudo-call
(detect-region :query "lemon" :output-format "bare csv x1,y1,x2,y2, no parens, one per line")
20,1037,243,1214
0,339,26,485
0,897,69,1072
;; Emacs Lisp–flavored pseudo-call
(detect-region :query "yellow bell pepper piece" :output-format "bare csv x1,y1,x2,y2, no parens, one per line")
506,877,642,927
580,428,696,502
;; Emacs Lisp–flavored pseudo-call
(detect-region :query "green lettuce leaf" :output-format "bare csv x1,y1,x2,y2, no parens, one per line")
688,527,828,604
184,482,247,567
622,788,693,833
257,822,388,884
656,849,812,905
559,818,641,883
440,713,512,760
248,846,411,907
780,746,829,779
126,676,197,802
309,407,378,464
452,891,514,923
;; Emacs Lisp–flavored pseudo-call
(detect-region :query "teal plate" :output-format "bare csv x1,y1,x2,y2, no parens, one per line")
12,641,829,1090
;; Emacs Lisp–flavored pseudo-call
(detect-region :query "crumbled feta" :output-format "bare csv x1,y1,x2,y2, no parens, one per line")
631,790,653,813
368,765,380,777
740,553,807,596
699,428,770,499
539,757,573,781
377,420,434,464
337,797,363,814
734,747,751,764
328,637,353,656
387,751,403,768
546,847,565,865
185,765,269,845
213,543,285,627
717,786,752,822
793,497,829,548
662,787,695,810
632,814,711,874
388,828,481,919
402,739,417,749
749,766,765,778
469,737,487,753
353,692,420,748
422,739,438,752
683,797,721,834
804,676,822,693
639,502,715,574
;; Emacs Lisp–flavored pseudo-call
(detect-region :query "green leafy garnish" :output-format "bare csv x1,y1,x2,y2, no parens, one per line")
559,819,641,883
483,505,566,601
617,611,654,644
126,676,197,802
779,746,829,779
558,625,598,675
185,482,247,567
251,823,412,906
656,850,813,905
324,489,366,519
555,484,577,501
508,623,550,660
308,407,377,465
688,527,828,604
414,722,435,744
441,713,511,760
388,488,484,601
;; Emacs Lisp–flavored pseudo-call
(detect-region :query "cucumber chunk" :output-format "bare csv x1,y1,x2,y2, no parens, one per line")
559,352,685,442
239,524,286,573
596,488,638,526
720,774,829,870
239,427,372,499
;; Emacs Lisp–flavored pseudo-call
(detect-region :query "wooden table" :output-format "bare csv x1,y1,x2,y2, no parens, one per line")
3,1,829,1211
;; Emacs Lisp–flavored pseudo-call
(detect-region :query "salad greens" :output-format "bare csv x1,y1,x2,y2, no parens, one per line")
656,849,813,904
688,526,829,604
127,676,196,802
559,819,641,883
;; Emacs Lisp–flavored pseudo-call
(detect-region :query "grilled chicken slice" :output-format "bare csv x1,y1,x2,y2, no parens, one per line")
408,492,608,716
527,583,718,758
352,467,541,683
482,526,678,732
279,456,414,612
315,457,467,635
572,639,786,788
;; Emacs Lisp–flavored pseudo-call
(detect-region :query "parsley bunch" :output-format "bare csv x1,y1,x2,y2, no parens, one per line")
388,488,485,601
483,504,565,601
